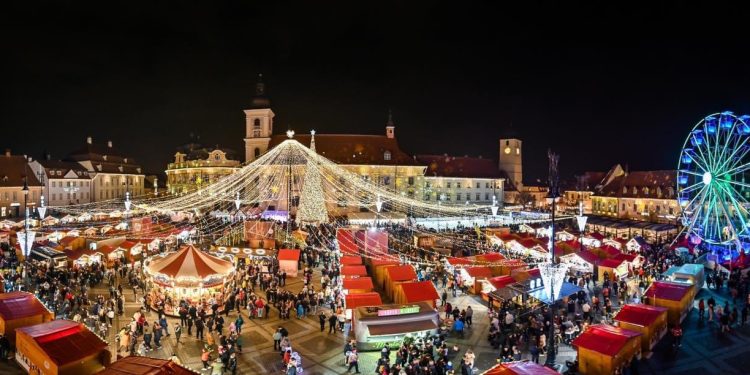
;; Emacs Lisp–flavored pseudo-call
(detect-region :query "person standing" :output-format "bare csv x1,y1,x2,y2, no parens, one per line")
143,324,152,351
273,328,282,351
328,313,338,334
196,318,205,340
465,306,473,328
672,324,683,347
319,311,326,332
346,348,360,373
174,323,182,345
235,315,244,334
201,348,211,370
153,321,163,349
698,299,705,320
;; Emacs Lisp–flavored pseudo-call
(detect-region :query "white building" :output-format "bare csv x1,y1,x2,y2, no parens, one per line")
66,137,145,201
28,159,93,206
416,155,504,206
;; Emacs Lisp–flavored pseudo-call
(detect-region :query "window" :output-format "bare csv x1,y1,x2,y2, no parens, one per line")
254,148,261,158
456,193,462,201
476,182,480,189
425,182,431,188
383,176,391,185
485,193,490,200
424,194,430,201
486,182,490,189
476,193,480,200
408,177,414,185
383,150,391,161
456,182,461,189
447,182,451,188
622,203,625,211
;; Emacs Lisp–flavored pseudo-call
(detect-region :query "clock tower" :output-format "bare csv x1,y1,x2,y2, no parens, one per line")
244,74,275,163
498,138,523,189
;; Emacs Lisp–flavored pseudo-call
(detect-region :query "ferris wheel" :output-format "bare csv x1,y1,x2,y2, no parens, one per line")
678,111,750,246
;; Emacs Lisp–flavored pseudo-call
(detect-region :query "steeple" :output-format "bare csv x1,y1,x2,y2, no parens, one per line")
249,73,271,109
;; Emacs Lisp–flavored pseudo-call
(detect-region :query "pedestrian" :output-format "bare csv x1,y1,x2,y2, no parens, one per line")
211,358,223,375
346,348,360,373
201,348,211,370
319,311,326,332
174,323,182,345
143,323,152,351
671,324,683,347
196,317,205,340
465,306,473,328
235,315,244,334
228,352,238,375
698,298,705,320
273,328,282,351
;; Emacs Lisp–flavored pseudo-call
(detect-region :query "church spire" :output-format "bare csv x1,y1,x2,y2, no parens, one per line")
385,108,395,139
386,108,394,127
249,73,271,109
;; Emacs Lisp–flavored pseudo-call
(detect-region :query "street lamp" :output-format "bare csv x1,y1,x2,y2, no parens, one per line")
576,201,587,253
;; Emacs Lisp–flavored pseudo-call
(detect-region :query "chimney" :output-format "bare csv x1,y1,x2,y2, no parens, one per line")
107,140,113,148
87,136,92,144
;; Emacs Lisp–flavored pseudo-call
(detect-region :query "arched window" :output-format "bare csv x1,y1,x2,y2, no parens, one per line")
253,118,261,137
384,150,392,161
254,148,261,158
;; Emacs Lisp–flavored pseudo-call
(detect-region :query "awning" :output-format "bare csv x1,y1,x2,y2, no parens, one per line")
529,282,582,304
367,319,437,336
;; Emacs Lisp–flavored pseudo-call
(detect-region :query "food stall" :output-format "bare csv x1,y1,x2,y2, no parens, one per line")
15,320,110,375
0,292,54,345
100,356,194,375
277,249,301,277
461,266,493,294
345,292,383,320
479,275,516,303
559,250,599,273
67,249,105,267
341,265,369,279
614,303,668,352
413,234,435,248
340,255,363,265
597,258,629,282
664,263,705,290
394,281,440,308
481,361,559,375
353,301,439,351
572,324,643,375
29,246,69,269
384,265,417,301
342,277,374,294
145,245,235,316
474,253,506,275
644,281,693,325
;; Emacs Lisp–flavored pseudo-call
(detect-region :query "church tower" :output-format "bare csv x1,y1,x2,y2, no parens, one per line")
244,74,275,163
499,138,523,189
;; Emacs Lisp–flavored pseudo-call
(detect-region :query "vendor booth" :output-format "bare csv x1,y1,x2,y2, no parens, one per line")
345,292,383,320
479,275,516,303
370,259,400,288
341,265,368,278
340,255,363,265
572,324,642,375
614,304,668,352
342,277,374,294
559,250,599,273
15,320,110,375
597,258,629,282
481,361,558,375
337,228,360,255
384,265,417,300
100,356,194,375
145,245,235,316
664,263,705,289
277,248,301,277
67,249,105,267
0,292,54,345
353,301,439,351
394,281,440,308
30,246,69,269
461,266,494,294
644,281,693,325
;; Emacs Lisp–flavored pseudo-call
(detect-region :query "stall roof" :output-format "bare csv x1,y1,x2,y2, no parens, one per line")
644,281,691,301
465,266,493,279
598,245,621,257
446,257,474,266
367,319,437,336
599,258,626,268
476,252,505,263
399,281,439,302
277,248,301,261
386,265,417,281
0,292,50,321
481,361,559,375
17,320,107,365
571,324,642,356
342,277,374,291
489,276,516,290
100,356,194,375
369,259,400,267
615,304,668,327
614,253,637,262
345,293,383,309
340,255,363,265
341,265,368,277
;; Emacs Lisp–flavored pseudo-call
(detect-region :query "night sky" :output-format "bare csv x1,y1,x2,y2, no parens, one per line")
4,1,750,183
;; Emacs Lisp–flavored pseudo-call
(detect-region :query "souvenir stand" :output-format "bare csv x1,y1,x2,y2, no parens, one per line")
559,250,599,273
100,356,196,375
277,248,301,277
15,320,110,375
572,324,642,375
394,280,440,308
0,292,54,345
643,281,694,325
614,303,668,352
344,292,383,320
145,245,235,316
352,301,438,351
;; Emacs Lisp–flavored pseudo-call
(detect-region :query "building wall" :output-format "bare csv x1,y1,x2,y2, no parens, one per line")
91,174,145,201
618,197,679,223
592,196,619,217
563,190,594,213
47,179,92,206
0,187,42,218
423,176,504,205
166,167,239,194
498,138,522,189
244,108,275,163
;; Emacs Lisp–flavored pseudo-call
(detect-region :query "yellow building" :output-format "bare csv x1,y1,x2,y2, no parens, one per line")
590,165,677,223
165,144,240,195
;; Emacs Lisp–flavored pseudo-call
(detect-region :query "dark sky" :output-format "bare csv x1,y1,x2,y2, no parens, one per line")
4,1,750,183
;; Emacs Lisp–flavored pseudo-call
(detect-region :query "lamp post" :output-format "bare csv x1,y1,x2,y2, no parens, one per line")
576,201,587,253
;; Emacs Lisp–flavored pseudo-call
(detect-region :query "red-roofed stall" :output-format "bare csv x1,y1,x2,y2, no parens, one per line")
615,304,668,352
343,277,374,293
394,281,440,307
481,361,558,375
345,292,383,309
277,248,301,277
0,292,54,345
341,265,368,278
644,281,693,325
384,265,417,300
100,356,194,375
15,320,110,375
598,258,629,282
460,266,494,294
369,259,400,290
340,255,363,265
572,324,642,375
337,228,359,255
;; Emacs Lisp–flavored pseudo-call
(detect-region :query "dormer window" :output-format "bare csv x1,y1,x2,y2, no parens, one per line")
622,186,627,194
656,186,662,197
643,187,649,195
632,186,637,195
124,158,128,164
384,150,391,161
103,155,108,161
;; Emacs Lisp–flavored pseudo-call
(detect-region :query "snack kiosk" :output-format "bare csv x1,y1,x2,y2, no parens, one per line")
353,301,439,351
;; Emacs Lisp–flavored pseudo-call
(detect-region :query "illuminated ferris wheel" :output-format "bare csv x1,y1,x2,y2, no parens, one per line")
678,111,750,246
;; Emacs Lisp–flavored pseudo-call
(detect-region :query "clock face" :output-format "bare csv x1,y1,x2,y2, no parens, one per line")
504,147,511,154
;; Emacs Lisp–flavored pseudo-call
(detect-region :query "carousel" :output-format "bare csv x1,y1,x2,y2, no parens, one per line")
145,244,235,316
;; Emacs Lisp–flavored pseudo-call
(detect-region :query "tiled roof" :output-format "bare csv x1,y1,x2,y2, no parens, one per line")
36,160,92,179
67,139,143,173
0,155,42,187
595,170,676,199
417,154,502,178
269,134,420,166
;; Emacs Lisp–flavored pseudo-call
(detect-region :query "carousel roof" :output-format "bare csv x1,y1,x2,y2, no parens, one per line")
147,245,233,280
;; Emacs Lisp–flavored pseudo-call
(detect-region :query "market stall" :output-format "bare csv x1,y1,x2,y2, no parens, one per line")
340,255,363,265
0,292,54,345
559,250,599,273
644,281,693,325
663,263,705,290
614,303,668,352
481,361,559,375
277,248,301,277
341,265,368,279
337,228,360,256
384,265,417,300
394,281,440,308
342,277,374,294
572,324,643,375
597,258,629,282
145,245,235,316
100,356,194,375
29,246,69,269
461,266,493,294
15,320,110,375
344,292,383,320
353,301,439,351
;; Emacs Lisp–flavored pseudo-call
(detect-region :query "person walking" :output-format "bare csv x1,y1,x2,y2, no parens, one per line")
153,321,163,349
671,324,683,347
235,315,244,334
174,323,182,345
273,328,282,351
465,306,473,328
328,313,338,334
698,299,705,320
196,318,205,340
201,348,211,370
319,311,326,332
346,348,360,373
143,324,152,351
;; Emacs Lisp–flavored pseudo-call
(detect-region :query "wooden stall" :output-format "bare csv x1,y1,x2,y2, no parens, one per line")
572,324,642,375
597,258,629,282
394,281,440,308
341,265,369,279
0,292,54,345
15,320,110,375
343,277,374,294
462,266,494,294
644,281,693,325
100,356,194,375
340,255,363,266
277,249,301,277
384,265,417,301
369,259,400,290
614,303,668,352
